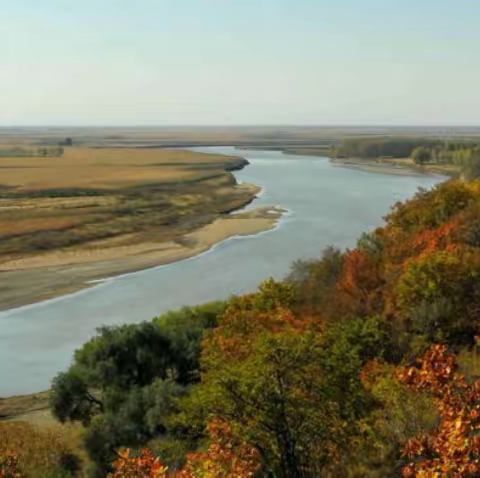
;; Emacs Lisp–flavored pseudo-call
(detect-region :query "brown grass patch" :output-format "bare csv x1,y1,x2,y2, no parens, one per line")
0,421,82,475
0,216,85,237
0,148,233,191
0,147,255,264
0,196,118,210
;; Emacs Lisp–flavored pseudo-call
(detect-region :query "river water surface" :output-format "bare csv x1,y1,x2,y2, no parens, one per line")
0,147,444,396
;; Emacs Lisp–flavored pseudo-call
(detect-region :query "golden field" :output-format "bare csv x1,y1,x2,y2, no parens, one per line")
0,147,252,261
0,147,232,191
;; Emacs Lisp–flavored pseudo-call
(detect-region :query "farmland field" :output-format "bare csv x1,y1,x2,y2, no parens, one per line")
0,147,257,262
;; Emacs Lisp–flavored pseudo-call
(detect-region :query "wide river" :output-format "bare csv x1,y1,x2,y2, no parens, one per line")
0,147,443,397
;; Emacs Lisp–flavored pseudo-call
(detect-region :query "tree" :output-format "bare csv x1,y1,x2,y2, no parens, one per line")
346,360,437,477
175,420,260,477
397,344,480,477
394,251,480,346
194,285,387,477
411,146,431,165
460,151,480,180
50,302,226,474
109,448,167,477
201,330,353,477
108,422,260,478
285,246,343,316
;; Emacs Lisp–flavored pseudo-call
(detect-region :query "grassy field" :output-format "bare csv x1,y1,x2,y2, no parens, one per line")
0,147,253,264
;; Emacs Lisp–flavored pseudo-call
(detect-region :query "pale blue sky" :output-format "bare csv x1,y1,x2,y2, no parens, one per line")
1,0,480,126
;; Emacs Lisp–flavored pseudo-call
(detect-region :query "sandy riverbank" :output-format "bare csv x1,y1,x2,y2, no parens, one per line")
0,202,284,312
332,157,456,177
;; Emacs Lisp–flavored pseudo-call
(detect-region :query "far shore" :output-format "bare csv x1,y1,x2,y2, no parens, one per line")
232,145,457,178
330,158,440,177
330,157,456,178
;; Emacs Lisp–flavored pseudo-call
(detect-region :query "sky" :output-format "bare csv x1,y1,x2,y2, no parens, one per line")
1,0,480,126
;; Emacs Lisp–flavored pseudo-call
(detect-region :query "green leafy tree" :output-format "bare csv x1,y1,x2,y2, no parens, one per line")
50,302,225,474
395,251,480,346
193,289,391,477
460,151,480,180
411,146,431,165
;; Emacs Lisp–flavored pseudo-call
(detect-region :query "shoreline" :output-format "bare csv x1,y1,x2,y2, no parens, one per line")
0,208,285,411
331,158,434,177
235,144,456,178
330,157,456,178
0,148,448,314
0,198,284,314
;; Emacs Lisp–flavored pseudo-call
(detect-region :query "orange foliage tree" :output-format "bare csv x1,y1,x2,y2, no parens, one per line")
335,248,384,317
397,344,480,476
109,448,168,477
109,421,259,478
176,420,260,477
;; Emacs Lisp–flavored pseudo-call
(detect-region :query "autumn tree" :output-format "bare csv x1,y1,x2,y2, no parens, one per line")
397,344,480,476
394,251,480,347
188,281,391,477
109,448,168,478
286,246,343,316
109,421,259,478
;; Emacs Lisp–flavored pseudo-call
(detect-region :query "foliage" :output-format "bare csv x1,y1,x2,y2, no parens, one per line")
333,136,480,179
395,251,480,344
458,150,480,180
342,360,438,477
333,137,440,159
109,448,168,477
397,345,480,477
411,146,431,165
50,302,225,474
176,420,260,477
108,421,259,478
41,177,480,475
385,180,475,233
285,246,343,316
191,281,387,477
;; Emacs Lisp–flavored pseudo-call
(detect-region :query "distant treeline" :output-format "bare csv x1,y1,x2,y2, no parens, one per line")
411,144,480,178
333,137,480,178
333,137,445,159
0,145,64,157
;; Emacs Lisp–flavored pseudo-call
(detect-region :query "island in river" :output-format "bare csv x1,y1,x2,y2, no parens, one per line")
0,147,282,311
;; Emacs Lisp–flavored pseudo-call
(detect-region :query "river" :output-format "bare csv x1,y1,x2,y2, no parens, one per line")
0,147,444,397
